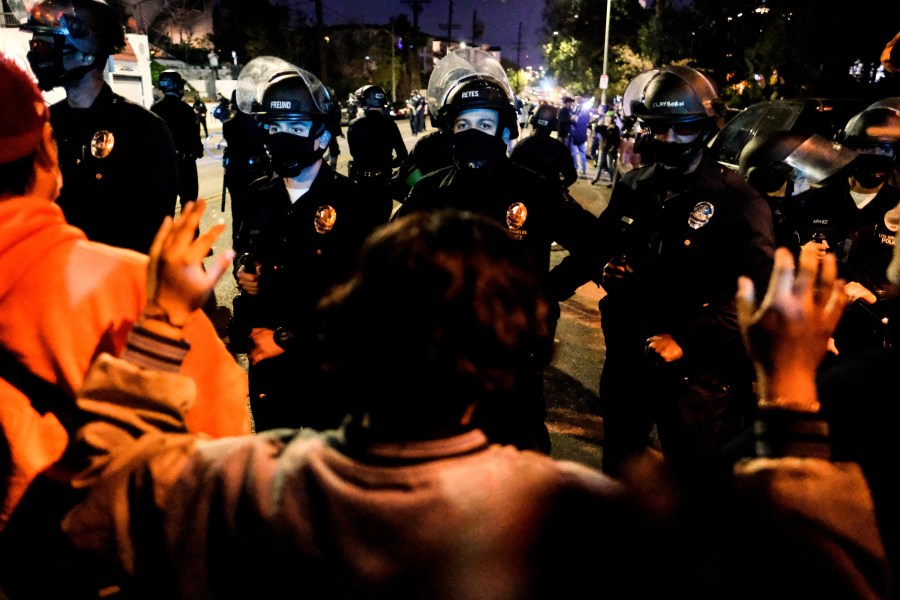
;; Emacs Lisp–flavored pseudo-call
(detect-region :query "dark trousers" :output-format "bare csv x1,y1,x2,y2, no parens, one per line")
249,352,347,433
176,157,199,205
598,305,754,482
350,170,395,222
225,162,267,243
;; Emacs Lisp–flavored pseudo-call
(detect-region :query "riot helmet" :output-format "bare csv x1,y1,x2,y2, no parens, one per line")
623,66,724,171
437,74,519,140
739,131,858,196
21,0,125,91
254,69,336,133
867,97,900,112
158,69,186,98
836,105,900,188
254,69,336,178
532,104,559,133
625,65,723,126
437,74,518,169
426,47,513,122
836,106,900,157
354,85,388,110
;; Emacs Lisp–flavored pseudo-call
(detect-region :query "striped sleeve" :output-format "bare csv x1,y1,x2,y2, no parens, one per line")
754,407,831,460
121,324,191,373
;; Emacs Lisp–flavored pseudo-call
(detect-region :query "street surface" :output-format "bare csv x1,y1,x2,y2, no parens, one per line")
195,120,611,470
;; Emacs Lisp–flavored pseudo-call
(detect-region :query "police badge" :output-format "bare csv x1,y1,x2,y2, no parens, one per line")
314,205,337,234
506,202,527,230
688,201,714,230
90,130,115,159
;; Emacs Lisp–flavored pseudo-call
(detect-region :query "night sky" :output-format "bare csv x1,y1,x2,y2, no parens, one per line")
318,0,548,68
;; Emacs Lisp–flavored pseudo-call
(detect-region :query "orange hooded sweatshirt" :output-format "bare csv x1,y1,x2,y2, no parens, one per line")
0,196,251,529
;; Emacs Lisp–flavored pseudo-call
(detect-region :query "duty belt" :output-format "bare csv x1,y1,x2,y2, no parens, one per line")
352,166,387,179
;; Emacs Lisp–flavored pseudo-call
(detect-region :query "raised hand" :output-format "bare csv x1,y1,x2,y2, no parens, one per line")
144,200,234,329
735,245,847,410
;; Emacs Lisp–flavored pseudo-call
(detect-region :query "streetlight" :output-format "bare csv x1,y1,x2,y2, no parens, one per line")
599,0,611,111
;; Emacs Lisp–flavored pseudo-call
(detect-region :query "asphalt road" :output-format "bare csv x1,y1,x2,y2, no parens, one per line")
194,121,611,470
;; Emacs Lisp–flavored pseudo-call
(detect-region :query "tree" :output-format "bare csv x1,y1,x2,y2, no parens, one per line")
210,0,299,69
540,0,900,104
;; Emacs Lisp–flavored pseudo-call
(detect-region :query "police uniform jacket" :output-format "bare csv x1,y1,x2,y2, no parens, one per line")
823,182,900,302
347,109,408,176
391,129,454,200
509,132,578,189
595,153,775,363
151,94,203,161
222,111,269,189
807,182,900,351
397,157,601,301
234,164,382,335
50,83,178,253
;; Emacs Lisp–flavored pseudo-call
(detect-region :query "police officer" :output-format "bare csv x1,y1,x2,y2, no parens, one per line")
395,73,603,454
232,67,382,432
808,104,900,359
509,103,578,189
346,84,408,221
152,70,204,206
20,0,177,254
193,94,208,138
222,89,268,244
593,66,775,481
737,130,858,259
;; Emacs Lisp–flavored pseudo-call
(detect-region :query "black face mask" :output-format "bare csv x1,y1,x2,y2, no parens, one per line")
851,155,894,189
451,129,507,169
649,137,706,171
27,37,92,91
265,132,325,178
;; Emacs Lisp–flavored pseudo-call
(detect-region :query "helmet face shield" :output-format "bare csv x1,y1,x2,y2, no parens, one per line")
427,47,514,121
21,0,124,89
255,70,334,123
22,0,77,37
247,62,338,139
783,134,859,184
21,0,123,56
838,106,900,159
437,74,519,140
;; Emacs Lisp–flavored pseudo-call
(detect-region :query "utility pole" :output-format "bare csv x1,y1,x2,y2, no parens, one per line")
400,0,430,34
512,21,524,92
600,0,611,110
401,0,431,77
439,0,459,51
391,18,397,102
313,0,328,85
471,10,478,46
